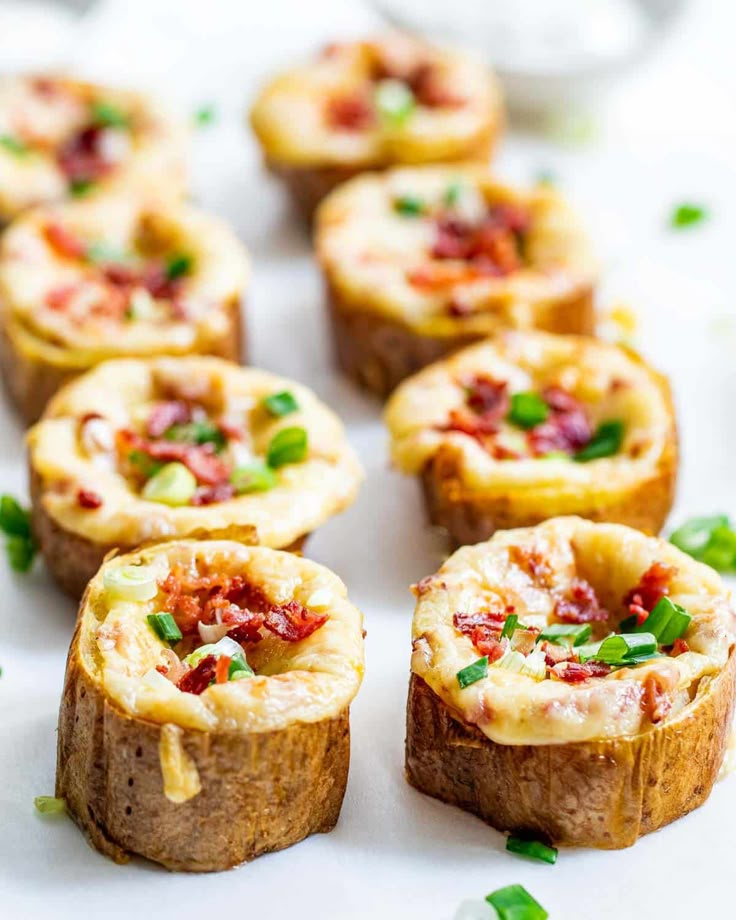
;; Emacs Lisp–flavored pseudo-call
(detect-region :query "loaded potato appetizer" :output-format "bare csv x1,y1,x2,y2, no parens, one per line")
56,539,365,870
407,516,736,848
250,33,503,221
316,166,596,396
0,195,249,422
0,74,187,225
27,356,363,597
385,331,677,541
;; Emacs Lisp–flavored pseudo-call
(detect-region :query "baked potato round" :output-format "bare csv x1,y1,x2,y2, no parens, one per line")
0,195,249,422
385,330,677,541
250,33,504,221
316,166,597,397
406,516,736,848
27,356,363,597
56,538,365,870
0,74,187,225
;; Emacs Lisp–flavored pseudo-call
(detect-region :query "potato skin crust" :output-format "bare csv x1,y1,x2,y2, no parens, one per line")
326,280,595,399
405,659,736,849
1,295,244,426
57,630,351,871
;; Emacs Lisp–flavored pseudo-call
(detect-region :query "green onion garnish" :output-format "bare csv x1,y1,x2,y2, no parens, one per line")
457,656,488,689
85,241,128,265
230,461,277,494
70,179,95,197
146,612,183,644
228,656,254,680
34,796,66,816
508,392,549,429
536,623,591,646
0,134,29,156
266,427,308,468
577,632,657,665
128,450,164,479
194,104,216,127
393,195,425,217
634,596,691,646
670,515,736,572
141,462,197,506
262,390,299,418
670,202,708,229
164,420,226,451
506,835,558,865
574,419,624,462
0,495,36,573
91,100,129,128
165,254,193,281
501,614,519,639
486,884,548,920
104,564,159,602
374,79,415,126
444,182,462,206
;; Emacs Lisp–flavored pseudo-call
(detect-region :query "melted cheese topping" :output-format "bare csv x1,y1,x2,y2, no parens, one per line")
0,195,248,361
412,517,736,745
0,74,187,223
79,540,365,733
27,357,363,549
316,165,596,337
385,330,673,496
250,34,502,168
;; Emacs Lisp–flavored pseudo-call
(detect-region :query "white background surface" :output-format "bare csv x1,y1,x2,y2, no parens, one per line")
1,1,736,917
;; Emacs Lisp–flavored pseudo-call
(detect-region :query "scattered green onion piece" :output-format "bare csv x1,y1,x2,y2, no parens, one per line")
165,253,193,281
506,835,558,865
6,535,36,573
70,179,94,197
374,79,415,126
141,462,197,506
457,656,488,689
393,194,425,217
128,450,164,479
91,100,129,128
486,884,548,920
635,596,691,646
194,103,216,127
508,392,549,429
266,426,308,468
262,390,299,418
701,529,736,573
0,134,29,156
574,419,624,462
230,461,277,494
578,632,657,665
164,420,226,451
670,515,730,559
147,612,183,644
34,796,66,815
228,656,254,680
0,495,32,537
670,202,708,229
536,623,591,646
85,241,128,265
104,565,159,602
500,614,519,640
444,182,462,206
541,450,569,460
185,637,250,672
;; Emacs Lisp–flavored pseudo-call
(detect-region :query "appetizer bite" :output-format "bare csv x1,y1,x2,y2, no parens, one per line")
407,516,736,848
316,166,596,396
250,34,503,221
0,195,249,422
28,357,363,597
56,539,365,870
0,74,187,225
386,331,677,542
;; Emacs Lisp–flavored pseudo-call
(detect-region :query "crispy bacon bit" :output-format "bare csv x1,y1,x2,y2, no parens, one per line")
191,483,236,506
406,63,465,108
77,488,103,509
440,376,509,442
671,638,689,656
325,93,374,131
508,545,553,584
215,655,231,685
453,609,506,659
45,284,78,311
411,575,447,597
177,655,217,695
541,641,575,667
447,297,474,317
156,648,188,684
527,386,592,457
552,660,612,682
146,400,191,438
641,673,672,723
407,263,484,290
44,222,86,260
555,577,608,624
117,429,229,486
161,568,269,636
57,125,115,182
431,205,530,277
624,562,677,616
263,601,328,642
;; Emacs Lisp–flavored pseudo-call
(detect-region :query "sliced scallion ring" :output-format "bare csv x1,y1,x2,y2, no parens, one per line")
536,623,591,646
34,796,66,815
508,392,549,429
506,835,558,864
374,79,415,126
634,596,691,646
147,612,183,644
457,656,488,689
104,564,160,602
669,514,730,560
577,632,657,665
486,884,548,920
574,419,624,462
142,462,197,506
266,427,308,468
230,461,277,494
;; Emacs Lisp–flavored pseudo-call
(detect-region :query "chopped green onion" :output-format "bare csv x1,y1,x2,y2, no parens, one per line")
262,390,299,418
194,103,216,127
146,612,183,644
501,614,519,639
670,202,708,229
5,535,36,573
165,253,193,281
85,241,128,265
185,637,253,677
34,796,66,816
141,462,197,506
701,527,736,572
670,515,736,571
228,656,254,680
128,450,164,479
486,884,548,920
230,461,277,494
635,596,691,646
444,182,462,206
574,419,624,462
0,495,32,538
0,134,29,156
536,623,591,646
69,179,94,197
457,656,488,689
91,100,129,128
104,564,160,602
393,195,425,217
266,427,308,468
578,632,657,665
164,420,226,451
506,835,558,865
508,392,549,429
374,79,415,126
